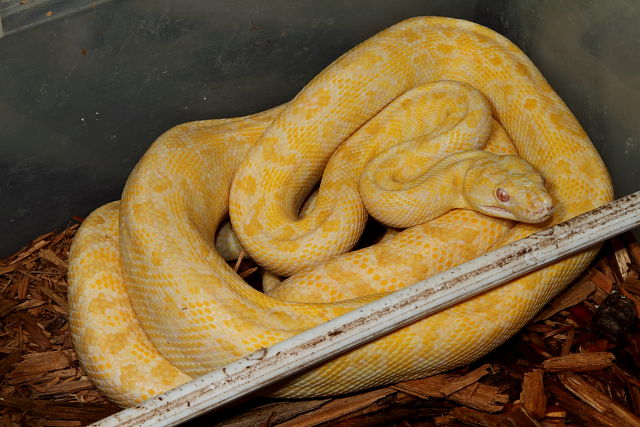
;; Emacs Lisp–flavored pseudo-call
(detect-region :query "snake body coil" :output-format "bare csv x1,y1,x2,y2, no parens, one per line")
68,17,613,406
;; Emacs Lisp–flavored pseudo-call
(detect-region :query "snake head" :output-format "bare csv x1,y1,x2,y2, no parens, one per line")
463,154,553,223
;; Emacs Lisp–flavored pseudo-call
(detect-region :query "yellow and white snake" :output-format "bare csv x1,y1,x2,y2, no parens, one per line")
68,17,613,407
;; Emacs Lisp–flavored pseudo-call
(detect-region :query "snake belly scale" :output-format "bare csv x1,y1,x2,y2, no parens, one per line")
68,17,613,406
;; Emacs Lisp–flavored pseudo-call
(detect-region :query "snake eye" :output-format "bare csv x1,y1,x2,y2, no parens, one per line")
496,187,510,203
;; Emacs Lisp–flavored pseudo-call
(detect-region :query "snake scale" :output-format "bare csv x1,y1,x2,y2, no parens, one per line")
68,17,613,407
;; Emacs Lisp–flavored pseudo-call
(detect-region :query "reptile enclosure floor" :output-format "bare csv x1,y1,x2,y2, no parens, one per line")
1,220,640,426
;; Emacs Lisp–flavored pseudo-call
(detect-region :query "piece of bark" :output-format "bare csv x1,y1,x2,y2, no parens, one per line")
302,392,426,427
624,277,640,295
13,312,50,349
535,279,595,321
542,352,614,372
629,385,640,418
560,328,575,355
541,324,573,340
592,288,610,305
626,236,640,266
449,405,539,427
232,251,244,272
0,297,19,318
276,388,396,427
9,237,51,266
325,392,451,427
558,372,640,426
0,396,118,424
31,379,94,397
0,264,19,275
28,286,46,302
18,367,81,389
544,404,566,418
51,226,75,247
16,274,29,300
522,332,553,358
434,414,457,425
392,365,507,413
8,351,69,377
14,299,46,311
239,267,258,279
0,351,22,378
600,261,618,283
547,382,620,427
38,249,68,269
38,285,68,313
448,382,509,413
214,398,331,427
590,270,614,294
393,364,493,398
42,421,82,426
611,237,633,280
17,269,43,282
527,324,554,334
507,405,542,427
520,369,546,420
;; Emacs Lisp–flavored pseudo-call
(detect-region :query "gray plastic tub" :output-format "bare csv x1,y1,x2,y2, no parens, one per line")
1,0,638,255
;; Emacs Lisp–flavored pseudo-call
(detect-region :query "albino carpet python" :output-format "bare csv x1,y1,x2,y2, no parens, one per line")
68,17,613,407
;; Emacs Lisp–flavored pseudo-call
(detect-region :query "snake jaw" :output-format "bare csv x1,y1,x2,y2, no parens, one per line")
479,204,517,220
481,195,554,224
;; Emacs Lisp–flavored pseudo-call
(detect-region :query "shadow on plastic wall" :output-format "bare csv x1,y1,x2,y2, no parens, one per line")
0,0,638,256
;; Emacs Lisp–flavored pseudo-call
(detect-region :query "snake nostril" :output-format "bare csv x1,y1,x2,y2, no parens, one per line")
530,200,553,216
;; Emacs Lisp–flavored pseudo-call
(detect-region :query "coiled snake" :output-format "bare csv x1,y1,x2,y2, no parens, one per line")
68,17,613,406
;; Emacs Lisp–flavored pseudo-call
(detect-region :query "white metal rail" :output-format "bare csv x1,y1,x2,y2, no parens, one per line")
93,191,640,426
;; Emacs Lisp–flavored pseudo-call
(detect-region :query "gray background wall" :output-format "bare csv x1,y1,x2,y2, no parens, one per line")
1,0,638,256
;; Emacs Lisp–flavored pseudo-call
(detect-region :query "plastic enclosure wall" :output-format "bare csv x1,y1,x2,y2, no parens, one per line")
1,0,638,256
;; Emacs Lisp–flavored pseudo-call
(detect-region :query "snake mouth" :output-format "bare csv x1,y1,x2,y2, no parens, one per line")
480,205,515,218
481,204,553,223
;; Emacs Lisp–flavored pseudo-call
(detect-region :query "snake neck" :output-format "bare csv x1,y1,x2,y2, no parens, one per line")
359,150,491,228
425,150,490,213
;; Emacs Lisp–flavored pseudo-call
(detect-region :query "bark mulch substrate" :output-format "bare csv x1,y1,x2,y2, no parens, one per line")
1,221,640,426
